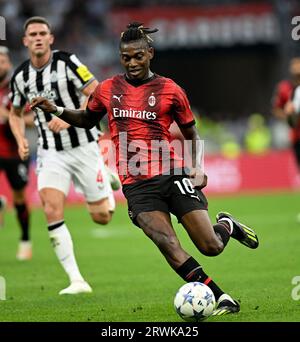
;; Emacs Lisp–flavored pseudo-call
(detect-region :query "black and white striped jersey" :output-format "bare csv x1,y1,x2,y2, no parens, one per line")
11,50,98,151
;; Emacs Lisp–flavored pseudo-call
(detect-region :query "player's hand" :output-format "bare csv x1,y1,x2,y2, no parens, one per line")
48,117,70,133
284,101,296,117
31,97,57,114
0,105,9,120
284,101,299,128
189,168,208,189
18,137,30,160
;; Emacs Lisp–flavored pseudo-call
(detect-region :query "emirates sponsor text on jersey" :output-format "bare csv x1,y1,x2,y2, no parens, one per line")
112,107,157,120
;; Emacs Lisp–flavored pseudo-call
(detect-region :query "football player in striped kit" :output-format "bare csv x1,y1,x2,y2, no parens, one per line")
9,17,119,295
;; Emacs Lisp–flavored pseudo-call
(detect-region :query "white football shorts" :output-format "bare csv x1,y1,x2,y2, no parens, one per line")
36,141,115,209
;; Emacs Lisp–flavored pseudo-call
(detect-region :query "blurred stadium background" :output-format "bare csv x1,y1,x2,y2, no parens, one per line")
1,0,300,322
1,0,300,201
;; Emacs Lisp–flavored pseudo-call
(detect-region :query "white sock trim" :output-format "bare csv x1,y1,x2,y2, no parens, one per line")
48,220,64,227
218,218,233,235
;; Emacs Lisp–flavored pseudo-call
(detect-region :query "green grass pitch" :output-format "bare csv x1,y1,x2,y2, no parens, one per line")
0,191,300,322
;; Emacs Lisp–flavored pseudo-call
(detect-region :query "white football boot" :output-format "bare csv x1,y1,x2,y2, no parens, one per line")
16,241,32,261
59,280,92,295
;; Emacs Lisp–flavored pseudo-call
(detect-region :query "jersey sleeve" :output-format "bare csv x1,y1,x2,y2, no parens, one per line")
65,53,95,91
10,74,27,108
86,83,107,119
172,84,195,127
272,81,292,109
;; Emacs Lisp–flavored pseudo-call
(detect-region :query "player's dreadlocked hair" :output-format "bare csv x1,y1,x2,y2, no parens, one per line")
120,22,158,47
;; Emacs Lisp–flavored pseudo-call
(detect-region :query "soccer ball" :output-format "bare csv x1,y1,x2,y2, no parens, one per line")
174,282,216,322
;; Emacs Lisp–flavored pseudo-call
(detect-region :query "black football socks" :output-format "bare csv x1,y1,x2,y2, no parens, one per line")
15,203,30,241
176,256,224,300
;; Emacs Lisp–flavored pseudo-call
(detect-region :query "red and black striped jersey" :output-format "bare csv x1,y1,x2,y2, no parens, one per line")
87,74,195,185
272,80,293,110
0,79,18,158
272,79,300,143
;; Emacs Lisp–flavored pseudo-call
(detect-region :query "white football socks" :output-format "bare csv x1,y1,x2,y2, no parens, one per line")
48,223,84,283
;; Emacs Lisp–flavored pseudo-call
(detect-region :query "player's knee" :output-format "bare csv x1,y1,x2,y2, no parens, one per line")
43,202,63,221
12,189,26,204
88,198,112,225
200,240,223,256
91,211,112,225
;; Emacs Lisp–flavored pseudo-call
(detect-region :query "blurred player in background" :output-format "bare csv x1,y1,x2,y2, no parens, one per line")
284,77,300,152
9,17,120,295
0,46,34,260
272,57,300,169
31,22,259,315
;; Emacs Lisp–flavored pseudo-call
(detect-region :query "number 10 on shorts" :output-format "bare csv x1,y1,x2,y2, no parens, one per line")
0,276,6,300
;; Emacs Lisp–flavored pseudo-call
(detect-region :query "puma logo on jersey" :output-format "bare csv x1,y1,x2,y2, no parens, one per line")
113,94,123,103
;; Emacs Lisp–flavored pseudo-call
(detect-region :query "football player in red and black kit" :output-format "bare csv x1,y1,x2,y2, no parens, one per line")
31,22,259,315
272,57,300,168
0,46,33,260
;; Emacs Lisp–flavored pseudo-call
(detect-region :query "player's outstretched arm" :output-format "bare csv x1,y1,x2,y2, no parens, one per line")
31,96,99,129
9,106,29,160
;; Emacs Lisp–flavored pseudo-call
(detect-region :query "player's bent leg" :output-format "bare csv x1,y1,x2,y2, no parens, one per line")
87,197,113,225
136,211,239,312
180,210,227,256
216,212,259,249
137,211,190,268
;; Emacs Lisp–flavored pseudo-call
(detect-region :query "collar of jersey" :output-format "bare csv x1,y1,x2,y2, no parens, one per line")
30,51,54,72
124,73,157,87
